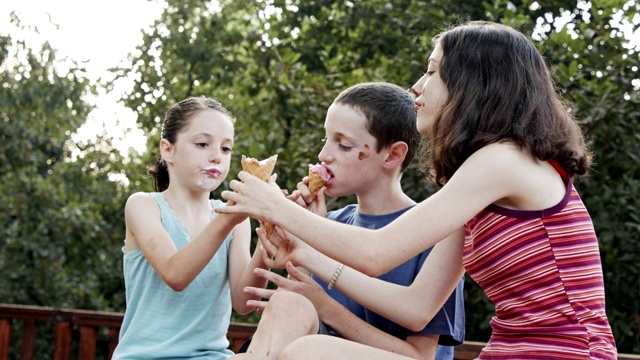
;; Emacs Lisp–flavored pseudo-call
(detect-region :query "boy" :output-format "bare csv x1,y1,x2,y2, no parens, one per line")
233,82,464,360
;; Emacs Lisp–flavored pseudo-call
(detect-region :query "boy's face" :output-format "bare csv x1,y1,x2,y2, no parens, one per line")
318,103,385,198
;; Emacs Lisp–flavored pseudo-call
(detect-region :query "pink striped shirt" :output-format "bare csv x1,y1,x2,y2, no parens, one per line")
463,167,617,359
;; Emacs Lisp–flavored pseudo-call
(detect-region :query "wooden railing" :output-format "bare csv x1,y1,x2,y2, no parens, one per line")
1,303,638,360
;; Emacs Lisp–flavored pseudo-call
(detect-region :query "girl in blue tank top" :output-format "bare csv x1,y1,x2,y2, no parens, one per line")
112,96,270,360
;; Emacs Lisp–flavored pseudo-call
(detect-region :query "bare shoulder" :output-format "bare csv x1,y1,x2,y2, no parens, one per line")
466,142,563,209
124,192,160,220
464,142,536,176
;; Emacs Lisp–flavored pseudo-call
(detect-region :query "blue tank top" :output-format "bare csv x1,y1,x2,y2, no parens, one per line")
112,193,234,359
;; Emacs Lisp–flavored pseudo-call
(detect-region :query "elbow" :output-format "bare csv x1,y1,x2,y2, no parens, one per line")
231,296,253,315
163,275,189,292
233,305,252,316
359,252,395,277
405,311,435,332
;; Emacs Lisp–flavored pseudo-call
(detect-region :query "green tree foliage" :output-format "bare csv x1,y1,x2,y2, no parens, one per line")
0,16,127,312
115,0,639,352
2,0,638,355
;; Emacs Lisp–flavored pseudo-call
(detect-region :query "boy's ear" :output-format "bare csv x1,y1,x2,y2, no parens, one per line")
383,141,408,170
159,139,174,164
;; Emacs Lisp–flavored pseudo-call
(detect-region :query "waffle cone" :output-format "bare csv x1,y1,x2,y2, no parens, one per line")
263,222,275,237
241,154,278,182
241,154,278,235
308,171,325,198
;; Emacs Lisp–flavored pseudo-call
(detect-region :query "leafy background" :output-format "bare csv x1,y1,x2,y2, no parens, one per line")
1,0,638,357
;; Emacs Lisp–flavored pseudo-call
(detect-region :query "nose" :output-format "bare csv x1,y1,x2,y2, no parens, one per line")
209,147,221,163
318,142,332,163
411,75,426,97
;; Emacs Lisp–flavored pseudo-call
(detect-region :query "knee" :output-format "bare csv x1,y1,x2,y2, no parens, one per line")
279,335,326,360
266,291,315,317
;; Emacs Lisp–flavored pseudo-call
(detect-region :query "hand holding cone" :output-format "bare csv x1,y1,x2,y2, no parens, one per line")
308,164,330,199
241,154,278,236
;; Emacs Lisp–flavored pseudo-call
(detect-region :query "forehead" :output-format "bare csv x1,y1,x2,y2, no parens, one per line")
428,43,444,64
182,108,235,137
324,103,371,138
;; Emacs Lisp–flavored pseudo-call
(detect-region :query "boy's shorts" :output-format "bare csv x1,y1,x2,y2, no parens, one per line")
236,320,331,353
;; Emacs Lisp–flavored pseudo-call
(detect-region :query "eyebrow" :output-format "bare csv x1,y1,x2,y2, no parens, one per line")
192,132,234,143
332,131,358,144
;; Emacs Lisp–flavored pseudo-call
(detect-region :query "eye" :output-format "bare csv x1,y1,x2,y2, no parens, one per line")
196,142,208,148
222,146,232,153
338,143,352,151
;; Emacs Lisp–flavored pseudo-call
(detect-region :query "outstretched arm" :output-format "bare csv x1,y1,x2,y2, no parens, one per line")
125,193,247,291
227,218,270,314
217,144,512,276
245,265,440,359
258,227,465,332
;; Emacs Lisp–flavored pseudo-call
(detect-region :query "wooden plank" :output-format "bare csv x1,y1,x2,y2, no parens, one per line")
453,340,484,359
78,326,97,360
78,326,96,360
619,354,640,360
107,328,119,359
0,319,11,360
227,323,255,353
19,319,36,360
53,322,72,360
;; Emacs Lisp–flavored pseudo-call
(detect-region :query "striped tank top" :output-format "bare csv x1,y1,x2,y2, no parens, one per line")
463,162,616,359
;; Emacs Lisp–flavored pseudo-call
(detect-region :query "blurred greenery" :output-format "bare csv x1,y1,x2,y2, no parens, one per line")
1,0,638,356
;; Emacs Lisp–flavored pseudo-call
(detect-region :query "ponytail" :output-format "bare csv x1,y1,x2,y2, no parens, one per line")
148,158,170,192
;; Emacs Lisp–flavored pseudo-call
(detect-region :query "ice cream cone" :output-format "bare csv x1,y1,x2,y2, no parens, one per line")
308,171,325,198
241,154,278,236
241,154,278,182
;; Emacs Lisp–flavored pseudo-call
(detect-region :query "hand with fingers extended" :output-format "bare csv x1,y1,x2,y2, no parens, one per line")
257,224,314,270
243,262,331,315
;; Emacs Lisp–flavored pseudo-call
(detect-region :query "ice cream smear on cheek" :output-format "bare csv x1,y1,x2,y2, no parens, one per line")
358,144,371,160
204,167,223,178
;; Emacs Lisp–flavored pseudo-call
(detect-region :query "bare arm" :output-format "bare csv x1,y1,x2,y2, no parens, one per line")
124,193,246,291
219,144,515,276
246,266,439,359
227,218,270,314
257,227,465,332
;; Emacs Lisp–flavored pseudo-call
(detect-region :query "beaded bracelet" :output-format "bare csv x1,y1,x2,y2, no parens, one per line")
327,263,345,290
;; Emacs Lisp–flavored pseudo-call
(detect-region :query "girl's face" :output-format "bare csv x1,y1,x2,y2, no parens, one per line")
411,43,448,136
162,108,234,193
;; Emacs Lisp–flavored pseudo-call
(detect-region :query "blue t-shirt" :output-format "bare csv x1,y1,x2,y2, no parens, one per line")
312,204,465,359
112,193,234,360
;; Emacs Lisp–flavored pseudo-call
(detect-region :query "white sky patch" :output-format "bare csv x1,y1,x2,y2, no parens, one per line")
0,0,165,156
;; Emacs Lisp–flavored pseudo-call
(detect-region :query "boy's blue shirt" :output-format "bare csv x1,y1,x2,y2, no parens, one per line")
312,204,465,359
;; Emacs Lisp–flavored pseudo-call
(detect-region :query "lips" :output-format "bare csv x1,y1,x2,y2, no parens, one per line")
204,168,222,178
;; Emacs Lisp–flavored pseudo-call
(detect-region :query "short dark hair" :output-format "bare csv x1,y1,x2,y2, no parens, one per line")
334,82,420,172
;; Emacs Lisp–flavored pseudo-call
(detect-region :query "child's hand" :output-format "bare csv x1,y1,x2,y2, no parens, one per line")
218,171,285,221
216,200,248,226
288,178,327,217
245,264,328,312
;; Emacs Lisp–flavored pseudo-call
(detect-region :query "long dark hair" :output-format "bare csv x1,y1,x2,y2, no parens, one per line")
148,96,234,192
420,21,592,186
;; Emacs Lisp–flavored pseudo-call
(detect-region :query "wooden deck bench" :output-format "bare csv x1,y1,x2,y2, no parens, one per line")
1,303,637,359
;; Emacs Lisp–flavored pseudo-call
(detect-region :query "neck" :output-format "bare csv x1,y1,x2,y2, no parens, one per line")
162,186,212,216
355,177,415,215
